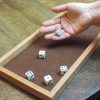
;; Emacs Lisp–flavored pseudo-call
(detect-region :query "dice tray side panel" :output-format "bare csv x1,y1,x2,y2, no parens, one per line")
0,12,100,100
51,33,100,100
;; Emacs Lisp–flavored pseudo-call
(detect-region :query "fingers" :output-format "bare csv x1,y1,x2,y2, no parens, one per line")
50,35,66,40
40,24,61,33
44,31,71,40
51,33,70,40
44,33,55,40
44,33,65,40
43,18,60,26
52,4,69,13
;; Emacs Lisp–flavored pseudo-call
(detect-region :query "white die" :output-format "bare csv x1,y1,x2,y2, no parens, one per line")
39,50,46,59
55,28,64,36
43,75,53,85
25,70,34,80
60,65,68,75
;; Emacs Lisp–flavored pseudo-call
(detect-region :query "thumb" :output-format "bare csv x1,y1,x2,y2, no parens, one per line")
52,4,69,13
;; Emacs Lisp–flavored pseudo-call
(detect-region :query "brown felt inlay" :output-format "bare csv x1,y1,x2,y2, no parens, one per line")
5,26,100,91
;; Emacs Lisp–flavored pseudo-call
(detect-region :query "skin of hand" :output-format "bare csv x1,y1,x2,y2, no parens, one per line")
39,2,97,40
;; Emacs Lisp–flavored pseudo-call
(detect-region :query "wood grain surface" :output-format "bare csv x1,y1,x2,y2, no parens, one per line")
0,0,99,100
5,26,100,91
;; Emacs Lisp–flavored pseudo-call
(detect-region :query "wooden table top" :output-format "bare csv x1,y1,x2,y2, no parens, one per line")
0,0,99,100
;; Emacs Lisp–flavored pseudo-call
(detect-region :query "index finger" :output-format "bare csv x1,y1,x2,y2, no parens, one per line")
43,18,60,26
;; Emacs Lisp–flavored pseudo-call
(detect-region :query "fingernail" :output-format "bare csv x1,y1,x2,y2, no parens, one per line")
45,35,51,39
39,28,44,33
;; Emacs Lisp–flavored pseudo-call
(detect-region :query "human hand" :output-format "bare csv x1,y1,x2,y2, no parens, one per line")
40,3,93,40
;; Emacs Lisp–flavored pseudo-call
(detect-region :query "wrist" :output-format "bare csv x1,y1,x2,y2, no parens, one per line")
91,1,100,9
89,1,100,25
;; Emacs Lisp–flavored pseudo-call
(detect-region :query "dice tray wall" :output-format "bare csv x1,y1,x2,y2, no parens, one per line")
0,13,100,100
